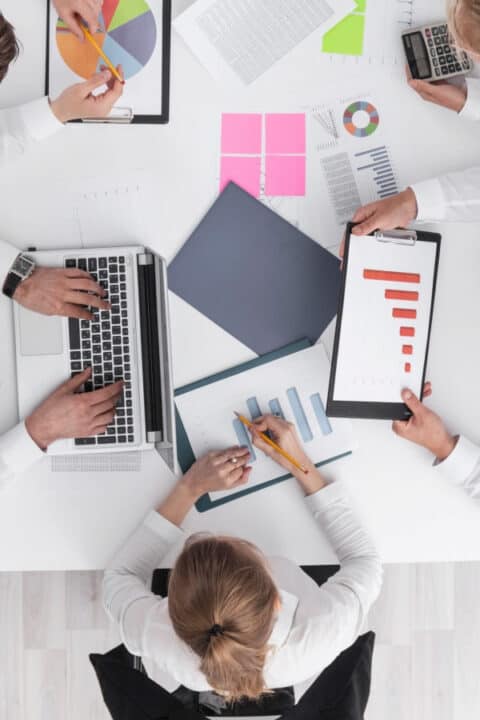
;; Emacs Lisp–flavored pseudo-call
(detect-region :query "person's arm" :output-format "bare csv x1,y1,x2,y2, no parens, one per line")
250,416,383,659
0,422,45,492
103,447,252,654
0,368,123,490
393,388,480,501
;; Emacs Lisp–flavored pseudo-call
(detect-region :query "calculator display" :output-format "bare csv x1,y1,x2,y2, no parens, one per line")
410,32,430,78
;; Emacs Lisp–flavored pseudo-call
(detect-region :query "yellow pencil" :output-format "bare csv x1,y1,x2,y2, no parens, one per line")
82,26,125,84
234,412,309,475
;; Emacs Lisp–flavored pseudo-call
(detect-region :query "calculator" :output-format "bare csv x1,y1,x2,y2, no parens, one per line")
402,22,473,82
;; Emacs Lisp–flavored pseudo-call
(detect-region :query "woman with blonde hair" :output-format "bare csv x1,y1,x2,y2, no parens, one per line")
103,415,382,703
343,0,480,237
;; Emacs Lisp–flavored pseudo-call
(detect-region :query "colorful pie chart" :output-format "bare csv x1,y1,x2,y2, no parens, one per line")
56,0,157,81
343,101,380,138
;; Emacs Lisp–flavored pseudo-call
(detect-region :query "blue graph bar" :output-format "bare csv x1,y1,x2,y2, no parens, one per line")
247,396,262,420
310,393,332,436
269,398,285,419
233,419,256,461
286,387,313,443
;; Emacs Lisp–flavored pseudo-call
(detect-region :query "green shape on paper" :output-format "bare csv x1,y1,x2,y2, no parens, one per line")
322,13,365,56
354,0,367,12
108,0,150,32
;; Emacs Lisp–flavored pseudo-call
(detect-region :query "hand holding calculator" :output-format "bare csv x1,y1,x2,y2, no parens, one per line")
402,22,473,82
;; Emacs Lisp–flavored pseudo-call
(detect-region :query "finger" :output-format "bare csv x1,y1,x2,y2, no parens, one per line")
60,367,92,395
83,70,112,95
61,10,84,41
67,278,106,296
234,467,252,486
87,380,124,405
65,291,111,310
92,76,124,114
89,409,116,429
81,2,101,32
253,414,292,437
405,63,412,81
64,268,94,279
62,303,94,321
422,381,432,399
213,446,250,465
401,388,424,416
392,419,410,438
89,398,119,416
227,466,250,486
102,63,125,88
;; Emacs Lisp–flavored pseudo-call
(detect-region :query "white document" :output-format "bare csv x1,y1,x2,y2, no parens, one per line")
333,234,438,404
174,0,354,87
48,1,165,116
175,344,354,500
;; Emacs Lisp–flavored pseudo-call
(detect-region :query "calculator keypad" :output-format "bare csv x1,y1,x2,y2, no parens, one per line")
425,23,471,78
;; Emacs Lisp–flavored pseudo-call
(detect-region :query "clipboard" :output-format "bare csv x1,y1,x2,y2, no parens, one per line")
176,339,352,512
45,0,171,124
327,224,441,421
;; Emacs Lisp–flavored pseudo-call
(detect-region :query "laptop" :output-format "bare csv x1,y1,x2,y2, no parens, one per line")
13,245,175,467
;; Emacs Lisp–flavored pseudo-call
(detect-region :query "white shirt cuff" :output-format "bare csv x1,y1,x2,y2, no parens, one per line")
459,78,480,122
18,97,64,142
0,421,44,476
304,480,345,513
411,179,446,222
143,510,185,545
0,240,20,285
434,435,480,487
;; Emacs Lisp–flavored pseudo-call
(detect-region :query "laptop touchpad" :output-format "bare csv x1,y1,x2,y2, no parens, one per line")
18,307,64,356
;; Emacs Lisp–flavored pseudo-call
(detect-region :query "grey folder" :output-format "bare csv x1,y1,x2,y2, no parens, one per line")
168,183,341,355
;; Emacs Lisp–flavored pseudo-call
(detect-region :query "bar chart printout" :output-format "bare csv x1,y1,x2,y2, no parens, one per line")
175,344,354,499
332,234,437,405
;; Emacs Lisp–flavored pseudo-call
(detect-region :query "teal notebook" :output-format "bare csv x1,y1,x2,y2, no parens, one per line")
175,339,352,512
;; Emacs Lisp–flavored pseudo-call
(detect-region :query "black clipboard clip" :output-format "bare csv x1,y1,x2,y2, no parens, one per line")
81,107,134,124
374,228,417,246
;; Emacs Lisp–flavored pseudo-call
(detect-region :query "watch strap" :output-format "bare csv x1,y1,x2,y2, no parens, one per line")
2,270,23,298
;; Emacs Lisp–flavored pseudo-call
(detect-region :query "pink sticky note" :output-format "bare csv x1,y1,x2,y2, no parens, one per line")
265,156,306,196
221,114,262,154
265,113,306,154
220,156,261,197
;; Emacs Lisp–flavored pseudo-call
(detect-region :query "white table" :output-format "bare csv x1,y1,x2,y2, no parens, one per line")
0,1,479,570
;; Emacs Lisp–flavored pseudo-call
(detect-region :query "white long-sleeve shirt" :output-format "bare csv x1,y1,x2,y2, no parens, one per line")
0,97,63,489
436,435,480,501
103,482,383,692
412,77,480,222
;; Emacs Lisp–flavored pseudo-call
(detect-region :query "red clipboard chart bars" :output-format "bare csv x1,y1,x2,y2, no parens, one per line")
363,268,421,375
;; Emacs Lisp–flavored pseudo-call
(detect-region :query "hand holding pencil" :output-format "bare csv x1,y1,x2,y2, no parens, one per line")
235,413,327,495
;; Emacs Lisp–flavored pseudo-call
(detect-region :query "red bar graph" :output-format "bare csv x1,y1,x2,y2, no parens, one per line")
393,308,416,319
364,265,421,375
364,269,420,284
385,289,419,301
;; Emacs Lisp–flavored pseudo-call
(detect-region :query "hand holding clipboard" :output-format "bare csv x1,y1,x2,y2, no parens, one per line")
327,224,441,420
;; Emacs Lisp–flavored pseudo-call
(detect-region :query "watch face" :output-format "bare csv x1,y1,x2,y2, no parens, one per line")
13,255,34,277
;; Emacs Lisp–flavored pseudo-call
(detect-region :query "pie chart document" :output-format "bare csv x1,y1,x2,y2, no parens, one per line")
47,0,169,119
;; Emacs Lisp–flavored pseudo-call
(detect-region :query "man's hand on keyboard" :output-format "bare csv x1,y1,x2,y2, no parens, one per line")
25,369,124,450
13,266,110,320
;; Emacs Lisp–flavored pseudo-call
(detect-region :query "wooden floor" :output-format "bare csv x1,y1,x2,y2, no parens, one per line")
1,563,479,719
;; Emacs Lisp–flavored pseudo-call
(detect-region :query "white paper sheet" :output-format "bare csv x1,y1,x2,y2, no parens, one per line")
48,1,165,117
175,344,354,500
333,234,438,404
174,0,354,87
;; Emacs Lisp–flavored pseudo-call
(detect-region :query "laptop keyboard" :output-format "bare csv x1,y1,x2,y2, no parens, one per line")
65,255,135,447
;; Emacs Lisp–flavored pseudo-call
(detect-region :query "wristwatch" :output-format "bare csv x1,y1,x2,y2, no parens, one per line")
2,253,36,298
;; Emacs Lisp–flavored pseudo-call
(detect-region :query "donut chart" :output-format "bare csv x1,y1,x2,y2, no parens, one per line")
56,0,157,81
343,101,380,138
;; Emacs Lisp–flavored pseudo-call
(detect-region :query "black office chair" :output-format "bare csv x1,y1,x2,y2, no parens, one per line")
90,566,375,720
